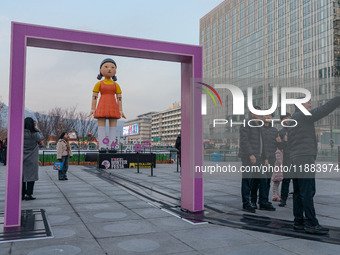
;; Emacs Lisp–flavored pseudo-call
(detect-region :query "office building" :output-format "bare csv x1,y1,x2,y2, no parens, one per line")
200,0,340,148
151,102,181,146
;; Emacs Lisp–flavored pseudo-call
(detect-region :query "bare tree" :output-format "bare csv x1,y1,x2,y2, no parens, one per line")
49,106,78,138
35,111,53,146
74,112,98,148
35,106,98,148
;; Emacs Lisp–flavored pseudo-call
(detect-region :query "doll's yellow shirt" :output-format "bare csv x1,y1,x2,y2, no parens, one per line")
93,79,122,94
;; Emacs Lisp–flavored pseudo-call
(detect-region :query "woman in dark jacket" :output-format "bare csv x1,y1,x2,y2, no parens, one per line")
22,117,44,200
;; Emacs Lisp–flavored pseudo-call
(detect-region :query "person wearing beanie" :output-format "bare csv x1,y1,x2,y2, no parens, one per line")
89,58,126,149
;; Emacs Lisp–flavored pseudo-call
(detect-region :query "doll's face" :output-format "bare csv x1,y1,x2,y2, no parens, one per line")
100,62,116,78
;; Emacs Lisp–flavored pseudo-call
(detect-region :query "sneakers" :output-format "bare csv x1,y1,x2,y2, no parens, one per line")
25,195,36,201
259,203,276,211
304,224,329,235
242,205,256,213
251,202,258,209
293,223,305,231
278,200,286,207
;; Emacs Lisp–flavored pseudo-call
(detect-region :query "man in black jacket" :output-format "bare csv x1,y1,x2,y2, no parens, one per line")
175,134,181,167
250,114,278,210
278,113,292,207
238,107,274,212
289,96,340,235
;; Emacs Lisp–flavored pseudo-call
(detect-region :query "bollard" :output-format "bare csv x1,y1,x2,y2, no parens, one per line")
42,150,45,166
137,152,140,174
150,163,154,177
78,150,80,165
338,146,340,167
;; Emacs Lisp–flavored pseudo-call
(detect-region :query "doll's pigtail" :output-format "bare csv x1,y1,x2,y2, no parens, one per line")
97,73,103,80
113,76,117,81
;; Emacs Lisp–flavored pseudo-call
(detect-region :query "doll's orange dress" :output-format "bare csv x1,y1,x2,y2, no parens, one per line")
94,81,121,119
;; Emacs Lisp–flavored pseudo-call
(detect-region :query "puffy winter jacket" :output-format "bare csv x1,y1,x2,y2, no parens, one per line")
262,125,279,162
288,96,340,158
238,120,263,158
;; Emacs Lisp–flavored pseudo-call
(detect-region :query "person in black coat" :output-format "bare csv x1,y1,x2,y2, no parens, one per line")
289,96,340,235
277,113,292,207
2,138,7,166
238,107,274,212
175,134,181,166
251,114,278,210
0,139,3,163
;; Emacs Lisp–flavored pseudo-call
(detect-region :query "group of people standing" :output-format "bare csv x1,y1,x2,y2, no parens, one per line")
239,96,340,235
21,117,72,200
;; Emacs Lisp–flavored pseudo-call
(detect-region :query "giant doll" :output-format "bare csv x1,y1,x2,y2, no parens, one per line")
89,58,126,149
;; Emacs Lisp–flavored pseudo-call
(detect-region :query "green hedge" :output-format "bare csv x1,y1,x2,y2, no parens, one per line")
39,154,86,163
40,153,172,163
156,154,170,161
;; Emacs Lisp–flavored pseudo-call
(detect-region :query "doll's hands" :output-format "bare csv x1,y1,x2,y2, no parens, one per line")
88,110,95,117
120,111,126,119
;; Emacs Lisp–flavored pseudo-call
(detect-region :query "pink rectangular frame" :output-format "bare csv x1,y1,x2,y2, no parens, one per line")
5,22,203,227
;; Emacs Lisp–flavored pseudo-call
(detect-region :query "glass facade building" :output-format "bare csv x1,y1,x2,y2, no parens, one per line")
200,0,340,151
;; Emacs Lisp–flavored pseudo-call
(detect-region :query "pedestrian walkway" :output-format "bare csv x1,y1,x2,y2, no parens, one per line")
0,163,340,255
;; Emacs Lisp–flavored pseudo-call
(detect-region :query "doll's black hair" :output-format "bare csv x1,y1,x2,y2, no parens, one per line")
97,58,117,81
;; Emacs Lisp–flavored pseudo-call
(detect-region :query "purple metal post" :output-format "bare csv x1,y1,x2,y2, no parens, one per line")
4,22,204,227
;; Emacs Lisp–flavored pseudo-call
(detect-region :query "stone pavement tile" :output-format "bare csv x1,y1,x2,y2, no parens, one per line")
20,197,69,208
167,252,201,255
315,196,340,208
111,194,143,202
65,195,113,204
77,209,142,223
199,242,294,255
51,223,94,240
316,216,340,228
62,190,105,198
46,211,83,226
238,228,292,242
72,202,126,212
29,191,64,199
39,204,75,215
120,200,152,209
86,219,159,238
96,187,131,196
169,225,259,250
147,216,209,231
314,204,340,219
132,207,172,219
11,237,105,255
97,232,194,255
57,186,95,193
0,243,11,255
54,182,86,188
274,237,340,255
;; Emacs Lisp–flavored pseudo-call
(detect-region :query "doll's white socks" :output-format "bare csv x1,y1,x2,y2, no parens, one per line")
98,126,106,148
109,127,117,146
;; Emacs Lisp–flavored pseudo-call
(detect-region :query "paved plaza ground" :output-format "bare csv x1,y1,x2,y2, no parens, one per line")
0,162,340,255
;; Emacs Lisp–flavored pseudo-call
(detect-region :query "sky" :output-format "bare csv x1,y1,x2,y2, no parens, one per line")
0,0,223,120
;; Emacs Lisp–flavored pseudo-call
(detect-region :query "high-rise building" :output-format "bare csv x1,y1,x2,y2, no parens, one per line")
123,112,156,143
151,102,181,146
200,0,340,148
